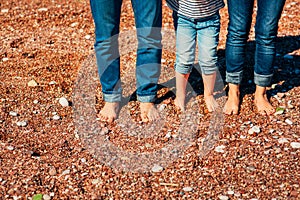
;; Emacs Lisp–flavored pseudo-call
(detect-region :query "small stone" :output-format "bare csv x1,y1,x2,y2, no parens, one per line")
50,192,55,197
215,145,225,153
158,104,167,112
151,164,163,173
9,111,18,117
70,22,79,27
219,195,229,200
1,9,9,13
165,132,171,138
38,8,48,12
277,92,285,98
285,119,293,125
2,57,9,61
59,97,69,107
275,107,285,115
182,187,193,192
16,120,28,127
287,100,294,109
52,115,60,120
227,190,234,195
28,80,38,87
92,179,100,185
145,143,152,148
7,146,14,151
85,35,91,40
248,125,260,134
80,158,86,163
278,138,288,144
291,142,300,149
33,100,39,104
43,194,51,200
49,81,57,85
283,54,293,59
62,169,70,175
49,167,57,176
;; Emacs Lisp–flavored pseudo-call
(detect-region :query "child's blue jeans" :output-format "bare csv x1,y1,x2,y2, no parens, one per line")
174,13,220,75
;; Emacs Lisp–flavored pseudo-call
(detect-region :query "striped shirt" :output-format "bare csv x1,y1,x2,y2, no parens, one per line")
167,0,224,19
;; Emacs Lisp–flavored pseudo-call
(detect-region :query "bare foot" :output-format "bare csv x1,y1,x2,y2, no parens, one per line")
140,102,159,122
224,83,240,115
254,86,274,115
204,94,218,112
98,102,119,123
174,97,185,111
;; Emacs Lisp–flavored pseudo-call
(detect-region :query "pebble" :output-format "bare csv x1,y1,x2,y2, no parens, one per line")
62,169,70,175
70,22,79,27
38,8,48,12
158,104,167,112
151,164,163,173
52,115,60,120
80,158,86,163
49,81,57,85
248,125,260,134
85,35,91,40
49,167,57,176
7,146,14,151
28,80,38,87
287,100,293,109
227,190,234,195
9,111,18,117
43,194,51,200
285,119,293,125
219,195,229,200
290,142,300,149
59,97,69,107
16,120,28,127
182,187,193,192
278,138,288,144
275,107,284,115
92,179,100,185
2,57,9,61
1,9,9,13
33,100,39,104
215,145,225,153
277,92,285,99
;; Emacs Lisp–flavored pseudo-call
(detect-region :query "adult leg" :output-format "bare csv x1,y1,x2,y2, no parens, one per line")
224,0,254,115
197,14,220,112
254,0,286,115
90,0,122,122
131,0,162,121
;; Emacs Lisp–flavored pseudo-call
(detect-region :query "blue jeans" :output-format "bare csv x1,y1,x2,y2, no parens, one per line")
90,0,162,102
174,13,220,75
226,0,286,87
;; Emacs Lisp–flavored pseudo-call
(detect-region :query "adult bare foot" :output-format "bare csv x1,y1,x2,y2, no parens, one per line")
98,102,119,123
174,97,185,111
204,94,218,112
140,102,159,122
224,83,240,115
254,85,274,115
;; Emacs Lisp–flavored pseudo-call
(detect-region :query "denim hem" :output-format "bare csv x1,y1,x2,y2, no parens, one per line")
137,94,156,103
254,72,273,87
175,64,193,75
226,70,243,84
200,65,218,75
103,93,122,102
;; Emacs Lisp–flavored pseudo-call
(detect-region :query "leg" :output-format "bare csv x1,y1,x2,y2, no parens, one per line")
197,14,220,112
131,0,162,122
174,16,197,111
90,0,122,122
224,0,254,115
254,0,286,115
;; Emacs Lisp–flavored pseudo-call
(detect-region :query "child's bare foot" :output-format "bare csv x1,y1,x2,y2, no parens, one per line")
224,83,240,115
254,85,274,115
204,94,218,112
140,102,159,122
174,97,185,111
98,102,119,123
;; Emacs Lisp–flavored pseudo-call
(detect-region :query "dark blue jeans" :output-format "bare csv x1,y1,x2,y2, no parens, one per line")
225,0,286,87
90,0,162,102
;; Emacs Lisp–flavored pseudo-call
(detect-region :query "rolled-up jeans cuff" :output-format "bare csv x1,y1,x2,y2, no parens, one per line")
200,65,218,75
137,94,156,103
226,70,243,84
254,72,273,87
175,64,193,74
103,93,122,102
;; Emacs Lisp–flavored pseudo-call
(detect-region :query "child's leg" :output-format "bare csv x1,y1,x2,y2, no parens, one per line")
174,16,196,111
202,72,218,112
174,72,190,111
254,85,274,115
196,14,220,112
